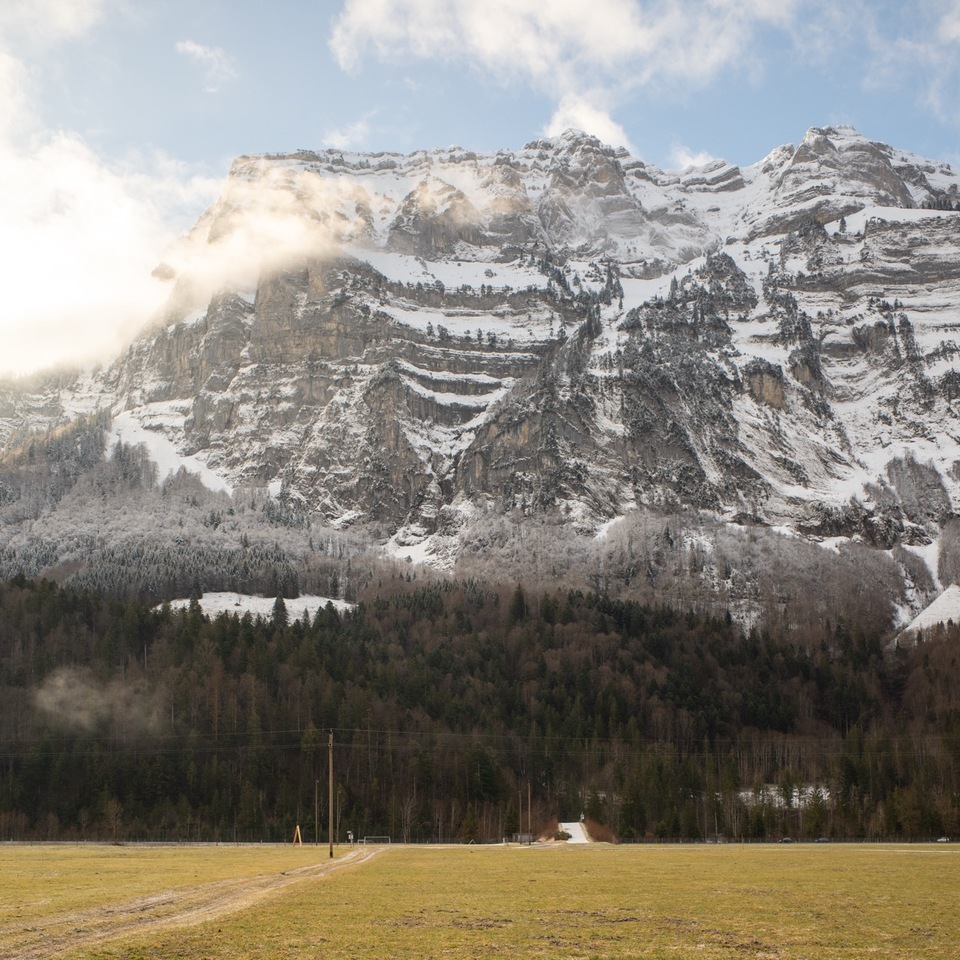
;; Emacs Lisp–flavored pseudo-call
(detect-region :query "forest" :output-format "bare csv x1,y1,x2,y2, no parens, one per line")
1,572,958,844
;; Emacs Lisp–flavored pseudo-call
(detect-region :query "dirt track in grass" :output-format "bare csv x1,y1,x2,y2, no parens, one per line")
1,846,382,960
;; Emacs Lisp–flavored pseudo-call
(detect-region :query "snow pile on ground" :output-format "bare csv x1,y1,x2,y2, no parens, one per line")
110,409,232,495
896,584,960,644
558,821,590,843
163,592,353,622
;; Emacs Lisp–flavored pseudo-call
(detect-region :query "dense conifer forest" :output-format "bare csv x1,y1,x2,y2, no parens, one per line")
1,574,958,844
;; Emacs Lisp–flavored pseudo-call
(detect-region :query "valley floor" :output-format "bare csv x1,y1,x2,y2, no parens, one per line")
3,842,959,959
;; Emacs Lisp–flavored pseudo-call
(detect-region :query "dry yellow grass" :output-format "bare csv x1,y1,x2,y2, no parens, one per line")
3,842,959,959
0,842,352,960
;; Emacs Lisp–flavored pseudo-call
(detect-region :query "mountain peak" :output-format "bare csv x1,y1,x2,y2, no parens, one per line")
523,128,624,157
3,125,960,614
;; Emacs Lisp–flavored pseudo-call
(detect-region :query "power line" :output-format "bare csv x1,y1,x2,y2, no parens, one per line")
0,724,957,763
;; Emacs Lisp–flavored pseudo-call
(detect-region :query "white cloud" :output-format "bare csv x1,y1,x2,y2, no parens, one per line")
323,114,375,151
940,2,960,42
329,0,807,154
329,1,802,89
175,39,238,93
787,0,864,63
0,0,117,141
161,164,376,303
0,51,31,140
329,0,960,153
331,0,652,84
0,0,111,44
545,95,636,153
0,4,221,376
859,3,960,127
670,144,720,171
0,134,220,376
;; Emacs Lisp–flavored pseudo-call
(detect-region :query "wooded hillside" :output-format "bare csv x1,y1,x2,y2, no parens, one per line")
1,575,957,843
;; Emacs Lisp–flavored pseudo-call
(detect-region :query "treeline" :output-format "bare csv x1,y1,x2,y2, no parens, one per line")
0,574,958,843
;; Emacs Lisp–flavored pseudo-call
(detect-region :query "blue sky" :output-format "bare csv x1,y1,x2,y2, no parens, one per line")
2,0,960,374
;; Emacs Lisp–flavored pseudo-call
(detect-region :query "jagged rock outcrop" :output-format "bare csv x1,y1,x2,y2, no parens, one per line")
2,124,960,566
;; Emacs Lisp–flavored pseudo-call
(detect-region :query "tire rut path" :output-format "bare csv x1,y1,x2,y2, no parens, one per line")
2,847,383,960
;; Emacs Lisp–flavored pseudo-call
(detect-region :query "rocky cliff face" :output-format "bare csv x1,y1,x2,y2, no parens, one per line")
2,125,960,570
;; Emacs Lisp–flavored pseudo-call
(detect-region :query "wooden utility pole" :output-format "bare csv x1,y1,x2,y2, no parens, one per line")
328,730,334,859
527,781,532,845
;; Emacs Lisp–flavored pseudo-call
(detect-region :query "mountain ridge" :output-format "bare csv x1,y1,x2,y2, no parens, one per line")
1,124,959,617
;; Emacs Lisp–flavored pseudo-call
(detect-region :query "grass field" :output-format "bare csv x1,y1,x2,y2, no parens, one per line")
2,841,959,959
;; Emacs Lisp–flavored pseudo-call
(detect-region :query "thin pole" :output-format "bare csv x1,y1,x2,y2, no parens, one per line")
315,780,319,845
328,730,334,859
527,781,532,845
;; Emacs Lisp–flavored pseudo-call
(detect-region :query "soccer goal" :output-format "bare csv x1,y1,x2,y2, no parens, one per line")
360,835,391,844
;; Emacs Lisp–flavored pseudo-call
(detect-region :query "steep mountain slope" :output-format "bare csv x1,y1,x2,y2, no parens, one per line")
1,125,958,609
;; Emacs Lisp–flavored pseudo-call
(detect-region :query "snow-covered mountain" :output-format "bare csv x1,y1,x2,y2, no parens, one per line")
2,125,959,601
